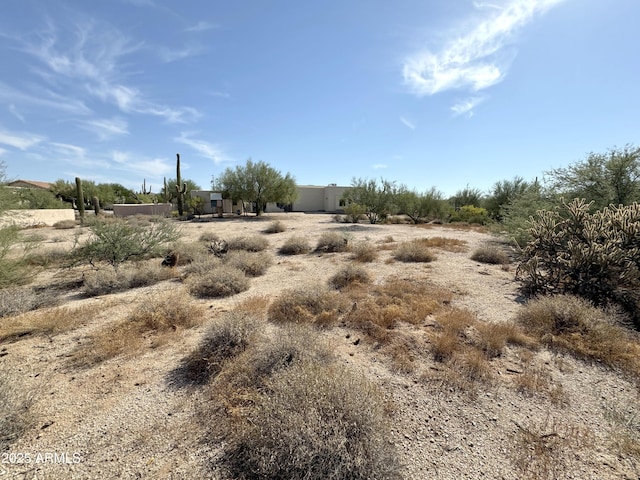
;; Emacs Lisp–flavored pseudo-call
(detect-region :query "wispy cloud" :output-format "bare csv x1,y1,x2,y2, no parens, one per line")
8,105,25,123
0,129,44,150
81,117,129,140
158,45,203,63
400,116,416,130
403,0,564,96
174,132,229,164
186,21,218,33
0,148,6,157
372,164,388,170
0,82,91,115
209,91,231,99
451,96,485,117
50,142,86,158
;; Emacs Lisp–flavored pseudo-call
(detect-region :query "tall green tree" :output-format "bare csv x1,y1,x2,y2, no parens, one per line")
546,145,640,209
485,176,530,221
341,178,397,224
449,185,484,209
218,159,297,216
395,186,447,223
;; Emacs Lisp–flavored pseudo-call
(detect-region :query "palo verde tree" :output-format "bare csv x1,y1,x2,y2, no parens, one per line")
218,159,297,216
395,186,447,224
546,145,640,210
341,178,398,224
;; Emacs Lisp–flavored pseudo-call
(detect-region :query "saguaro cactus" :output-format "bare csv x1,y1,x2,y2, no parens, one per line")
175,153,188,216
141,179,152,195
75,177,85,223
92,196,101,215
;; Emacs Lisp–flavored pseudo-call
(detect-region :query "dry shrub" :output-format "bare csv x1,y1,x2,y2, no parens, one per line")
328,264,371,290
170,241,208,266
23,246,70,267
471,245,510,265
473,321,534,358
350,241,378,262
182,255,222,277
235,296,270,317
418,237,468,252
393,240,436,262
83,262,177,296
176,311,261,385
198,231,220,243
185,265,249,298
0,303,103,343
0,367,35,450
73,292,203,367
263,220,286,234
315,232,349,253
227,236,269,252
0,286,60,318
225,251,273,277
278,236,311,255
517,295,640,375
221,361,400,480
268,287,342,326
53,219,77,229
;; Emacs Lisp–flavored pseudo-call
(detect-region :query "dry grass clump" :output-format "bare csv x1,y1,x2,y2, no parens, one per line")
418,237,468,252
185,265,249,298
350,241,378,262
53,219,77,229
268,287,343,326
83,262,177,296
393,240,436,263
0,286,60,318
175,312,261,385
224,251,273,277
23,246,70,268
198,231,220,243
263,220,286,234
227,236,269,252
169,241,208,266
315,232,349,253
517,295,640,375
471,244,510,264
0,367,35,450
0,303,103,343
221,360,400,480
278,236,311,255
328,264,371,290
181,255,222,277
73,292,203,367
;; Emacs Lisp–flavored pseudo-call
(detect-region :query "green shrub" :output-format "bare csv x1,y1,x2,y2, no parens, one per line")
449,205,489,224
315,232,348,253
185,265,249,298
225,251,273,277
227,236,269,252
393,240,436,263
516,199,640,324
328,264,371,290
278,236,311,255
344,203,366,223
471,245,510,265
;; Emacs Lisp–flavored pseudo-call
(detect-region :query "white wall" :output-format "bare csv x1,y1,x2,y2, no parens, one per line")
0,209,75,227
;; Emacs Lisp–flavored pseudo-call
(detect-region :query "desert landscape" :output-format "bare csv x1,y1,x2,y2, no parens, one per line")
1,212,639,480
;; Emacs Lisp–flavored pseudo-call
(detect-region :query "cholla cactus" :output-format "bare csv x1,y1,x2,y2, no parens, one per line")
516,199,640,323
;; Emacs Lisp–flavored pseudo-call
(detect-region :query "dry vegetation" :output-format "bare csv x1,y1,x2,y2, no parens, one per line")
1,214,639,480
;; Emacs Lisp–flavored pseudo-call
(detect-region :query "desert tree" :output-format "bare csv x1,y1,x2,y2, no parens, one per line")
449,185,484,209
218,159,297,216
485,176,530,221
341,178,397,224
395,186,447,223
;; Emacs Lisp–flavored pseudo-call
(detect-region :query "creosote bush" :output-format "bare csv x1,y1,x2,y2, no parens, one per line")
315,232,349,253
393,240,436,263
227,236,269,252
471,245,510,265
517,199,640,324
221,361,400,480
278,236,311,255
328,264,371,290
185,265,249,298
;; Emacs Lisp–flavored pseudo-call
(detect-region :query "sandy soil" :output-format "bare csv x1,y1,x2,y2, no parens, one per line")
1,213,639,479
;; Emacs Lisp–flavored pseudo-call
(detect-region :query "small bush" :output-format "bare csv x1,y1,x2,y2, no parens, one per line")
227,236,269,252
393,240,436,263
278,236,311,255
176,311,260,385
471,245,510,265
198,231,220,243
263,221,286,234
83,262,176,297
221,361,400,480
343,203,366,223
350,241,378,262
0,286,60,318
169,241,208,266
185,265,249,298
328,264,371,290
225,251,273,277
53,219,77,229
0,368,34,450
268,287,342,326
315,232,348,253
182,255,222,277
23,246,70,267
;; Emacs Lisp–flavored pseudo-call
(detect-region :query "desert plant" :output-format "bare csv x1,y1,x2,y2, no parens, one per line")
350,241,378,262
82,261,177,296
263,220,286,234
181,255,222,277
198,231,220,243
417,237,468,252
0,367,35,450
328,264,371,290
268,287,342,325
393,240,436,263
471,245,510,265
227,235,269,252
343,202,366,223
315,232,349,252
75,176,85,222
53,219,77,229
225,251,273,277
175,153,188,216
516,199,640,324
0,286,60,318
185,265,249,298
72,218,180,271
221,361,400,480
278,236,311,255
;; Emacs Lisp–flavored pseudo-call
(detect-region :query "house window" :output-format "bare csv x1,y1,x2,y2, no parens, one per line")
339,199,346,207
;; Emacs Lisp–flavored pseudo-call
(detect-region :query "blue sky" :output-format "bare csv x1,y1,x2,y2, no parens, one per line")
1,0,639,197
